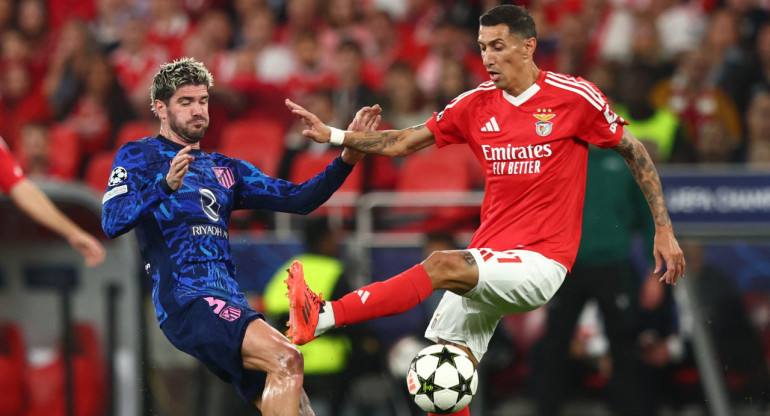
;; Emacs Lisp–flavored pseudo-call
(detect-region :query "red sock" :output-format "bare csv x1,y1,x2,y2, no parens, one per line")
330,264,433,326
429,407,469,416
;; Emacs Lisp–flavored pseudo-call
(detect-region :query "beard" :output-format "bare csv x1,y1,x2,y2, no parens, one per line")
168,112,209,144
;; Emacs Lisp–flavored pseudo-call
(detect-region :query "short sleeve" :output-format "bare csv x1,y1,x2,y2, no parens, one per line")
425,98,468,148
0,137,24,194
576,77,627,148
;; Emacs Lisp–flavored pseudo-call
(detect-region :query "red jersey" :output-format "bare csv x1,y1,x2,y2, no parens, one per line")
425,71,627,270
0,137,25,193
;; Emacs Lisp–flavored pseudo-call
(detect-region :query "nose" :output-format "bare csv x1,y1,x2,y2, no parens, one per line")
481,50,493,67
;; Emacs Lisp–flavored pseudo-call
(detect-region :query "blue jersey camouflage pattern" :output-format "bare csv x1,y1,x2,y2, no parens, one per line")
101,135,353,324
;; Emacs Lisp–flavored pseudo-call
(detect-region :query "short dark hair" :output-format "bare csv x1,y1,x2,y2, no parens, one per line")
479,5,537,40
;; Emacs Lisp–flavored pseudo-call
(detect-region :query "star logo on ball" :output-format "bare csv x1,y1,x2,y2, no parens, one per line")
108,167,128,186
430,346,461,367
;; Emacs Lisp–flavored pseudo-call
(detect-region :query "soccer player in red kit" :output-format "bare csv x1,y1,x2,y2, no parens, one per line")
285,5,685,415
0,136,105,266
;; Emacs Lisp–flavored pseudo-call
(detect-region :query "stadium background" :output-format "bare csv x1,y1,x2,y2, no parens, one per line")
1,0,769,415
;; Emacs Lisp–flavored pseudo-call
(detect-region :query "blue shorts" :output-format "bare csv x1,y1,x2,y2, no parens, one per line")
160,296,266,402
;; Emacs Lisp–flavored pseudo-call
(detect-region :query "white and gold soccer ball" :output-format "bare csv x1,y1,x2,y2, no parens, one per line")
406,344,478,414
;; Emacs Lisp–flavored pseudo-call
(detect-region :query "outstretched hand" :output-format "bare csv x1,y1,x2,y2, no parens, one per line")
341,105,382,164
653,225,686,285
68,231,106,267
285,99,332,143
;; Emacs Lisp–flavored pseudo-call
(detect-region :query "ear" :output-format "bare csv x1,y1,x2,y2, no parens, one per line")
523,37,537,58
154,99,167,120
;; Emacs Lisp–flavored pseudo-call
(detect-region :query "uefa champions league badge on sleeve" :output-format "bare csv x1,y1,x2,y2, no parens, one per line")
108,167,128,186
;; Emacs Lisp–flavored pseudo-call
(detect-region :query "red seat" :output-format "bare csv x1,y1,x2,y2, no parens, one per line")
114,120,158,149
217,118,287,177
0,323,26,416
47,125,81,180
25,323,106,416
83,151,116,194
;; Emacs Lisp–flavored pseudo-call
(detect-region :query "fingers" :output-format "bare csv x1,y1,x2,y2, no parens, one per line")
167,146,194,191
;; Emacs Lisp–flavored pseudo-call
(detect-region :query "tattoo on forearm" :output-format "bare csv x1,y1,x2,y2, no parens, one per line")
348,124,425,154
462,251,476,266
614,131,671,227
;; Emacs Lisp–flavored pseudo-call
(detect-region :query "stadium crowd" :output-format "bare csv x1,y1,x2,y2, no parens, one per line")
0,0,768,196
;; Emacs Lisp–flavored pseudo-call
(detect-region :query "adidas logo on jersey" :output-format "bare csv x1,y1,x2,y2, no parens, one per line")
481,116,500,132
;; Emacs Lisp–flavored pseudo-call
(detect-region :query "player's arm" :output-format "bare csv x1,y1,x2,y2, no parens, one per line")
611,126,685,285
101,143,175,238
285,99,435,156
9,179,106,266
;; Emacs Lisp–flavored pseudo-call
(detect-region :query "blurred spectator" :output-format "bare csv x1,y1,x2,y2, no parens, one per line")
627,12,675,83
722,0,769,50
181,8,234,80
651,0,707,59
146,0,191,59
694,120,740,163
364,9,414,80
745,88,770,165
703,8,751,90
722,22,770,113
379,62,433,130
43,19,102,120
329,39,379,123
61,56,136,160
415,16,485,98
650,47,743,151
433,57,472,108
0,29,45,81
91,0,134,51
285,29,336,102
0,0,13,33
0,62,52,149
110,14,170,118
318,0,376,74
15,123,53,179
274,0,324,44
552,12,593,77
229,7,294,86
614,65,694,164
16,0,52,74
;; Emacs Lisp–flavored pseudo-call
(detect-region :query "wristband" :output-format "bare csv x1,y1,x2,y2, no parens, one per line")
329,127,346,146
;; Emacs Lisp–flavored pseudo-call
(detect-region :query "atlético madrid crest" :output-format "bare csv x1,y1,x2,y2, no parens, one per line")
533,110,556,136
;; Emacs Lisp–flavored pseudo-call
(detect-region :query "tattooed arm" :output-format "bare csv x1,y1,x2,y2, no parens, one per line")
612,126,686,285
285,99,435,157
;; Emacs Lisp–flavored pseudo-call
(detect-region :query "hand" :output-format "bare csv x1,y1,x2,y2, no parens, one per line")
653,225,686,285
166,146,194,191
67,231,106,267
285,99,331,143
341,105,383,165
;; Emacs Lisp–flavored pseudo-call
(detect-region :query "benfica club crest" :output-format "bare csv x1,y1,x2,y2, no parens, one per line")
212,166,235,189
533,110,556,136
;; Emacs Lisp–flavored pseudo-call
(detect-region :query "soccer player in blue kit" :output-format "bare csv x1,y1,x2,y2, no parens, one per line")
101,58,381,415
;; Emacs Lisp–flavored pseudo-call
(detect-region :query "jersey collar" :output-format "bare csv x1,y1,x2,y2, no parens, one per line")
501,70,545,107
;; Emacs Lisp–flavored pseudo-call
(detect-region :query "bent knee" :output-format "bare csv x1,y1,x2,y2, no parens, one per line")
422,250,478,293
243,339,304,376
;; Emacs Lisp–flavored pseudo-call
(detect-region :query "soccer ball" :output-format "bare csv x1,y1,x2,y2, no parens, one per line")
406,344,478,414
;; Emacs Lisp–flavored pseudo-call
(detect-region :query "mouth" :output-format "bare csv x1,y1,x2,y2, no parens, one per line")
488,71,500,82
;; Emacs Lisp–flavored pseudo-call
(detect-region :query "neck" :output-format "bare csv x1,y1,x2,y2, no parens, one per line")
506,65,540,97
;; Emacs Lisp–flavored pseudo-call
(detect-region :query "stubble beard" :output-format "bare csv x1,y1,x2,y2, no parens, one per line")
169,113,208,144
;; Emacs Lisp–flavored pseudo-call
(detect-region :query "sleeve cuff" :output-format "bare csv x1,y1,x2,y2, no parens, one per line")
159,177,174,195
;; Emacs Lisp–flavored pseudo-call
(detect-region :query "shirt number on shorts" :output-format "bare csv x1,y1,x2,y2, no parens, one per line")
479,249,522,263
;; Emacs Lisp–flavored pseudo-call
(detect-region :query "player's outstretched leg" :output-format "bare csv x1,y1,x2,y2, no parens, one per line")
285,260,434,345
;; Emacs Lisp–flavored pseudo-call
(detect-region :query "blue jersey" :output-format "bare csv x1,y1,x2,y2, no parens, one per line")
101,135,353,324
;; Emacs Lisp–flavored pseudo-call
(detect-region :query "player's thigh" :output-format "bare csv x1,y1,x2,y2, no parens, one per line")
241,318,303,374
466,248,567,314
421,250,479,294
